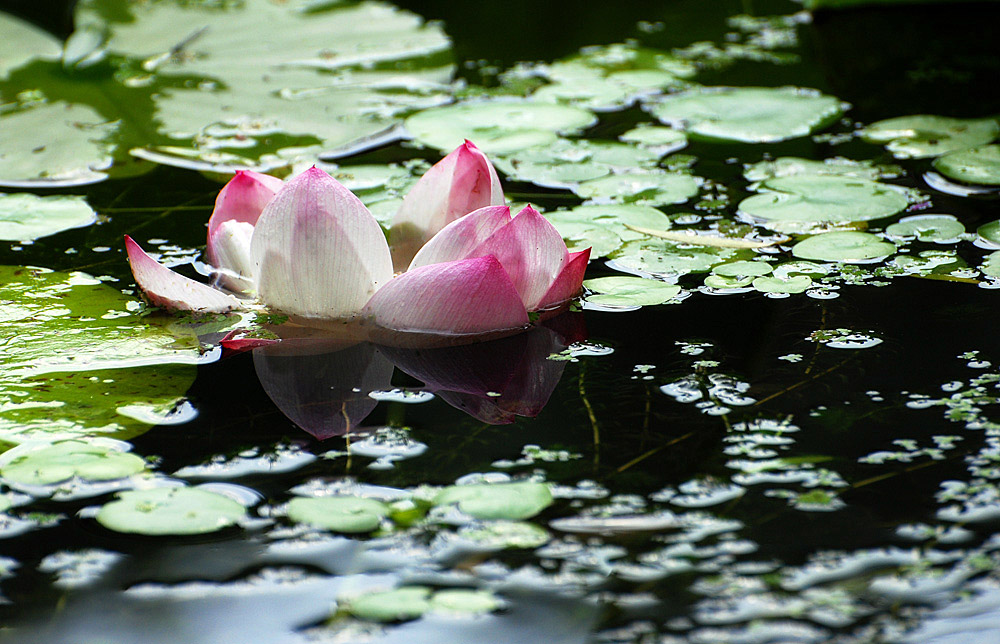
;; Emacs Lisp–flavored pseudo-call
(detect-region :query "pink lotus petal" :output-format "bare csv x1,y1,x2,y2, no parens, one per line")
207,220,256,294
468,205,569,311
407,205,511,271
251,167,393,320
363,255,529,336
125,235,240,313
538,247,591,310
389,140,504,270
207,170,283,239
219,330,280,356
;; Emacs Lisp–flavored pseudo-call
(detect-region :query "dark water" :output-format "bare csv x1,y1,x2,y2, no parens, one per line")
3,1,1000,642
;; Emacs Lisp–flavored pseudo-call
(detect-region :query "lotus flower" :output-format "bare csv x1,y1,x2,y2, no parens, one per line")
125,142,589,344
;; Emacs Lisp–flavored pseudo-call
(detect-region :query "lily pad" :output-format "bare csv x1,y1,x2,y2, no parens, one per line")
753,275,813,294
980,251,1000,279
861,115,999,159
619,126,688,152
0,102,116,188
712,260,775,278
0,0,454,180
933,145,1000,186
456,521,550,549
574,170,700,205
0,12,61,78
738,175,910,232
584,276,682,307
885,214,965,243
493,138,662,189
743,157,896,182
346,587,500,622
433,481,553,520
976,220,1000,248
609,237,748,277
0,266,205,445
545,204,672,258
286,496,391,533
647,86,845,143
0,440,146,486
0,193,97,241
404,100,597,154
96,486,247,535
791,231,895,263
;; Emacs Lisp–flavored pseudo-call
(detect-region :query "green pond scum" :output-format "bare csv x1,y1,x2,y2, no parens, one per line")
3,0,1000,642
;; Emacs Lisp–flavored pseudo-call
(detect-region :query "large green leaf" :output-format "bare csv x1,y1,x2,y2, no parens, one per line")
738,175,910,233
861,115,999,159
0,266,207,446
933,145,1000,186
0,0,453,182
647,86,845,143
0,12,61,78
0,193,97,241
96,486,247,535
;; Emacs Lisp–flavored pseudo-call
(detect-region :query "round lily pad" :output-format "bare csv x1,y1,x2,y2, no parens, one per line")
0,266,203,445
862,115,999,159
96,487,247,535
619,126,687,152
0,193,97,241
609,237,747,277
574,170,700,205
0,11,61,77
743,157,892,182
885,214,965,243
738,175,909,231
711,260,774,278
345,587,500,622
584,276,682,307
647,86,845,143
976,220,1000,248
456,520,550,549
0,440,146,486
773,261,830,279
933,145,1000,186
753,275,813,294
404,101,596,154
493,138,662,189
791,232,895,263
433,481,553,520
545,204,672,258
0,102,116,188
286,496,391,533
981,251,1000,279
347,587,432,622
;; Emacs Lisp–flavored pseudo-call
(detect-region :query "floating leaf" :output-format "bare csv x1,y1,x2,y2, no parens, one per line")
738,175,909,232
584,276,682,307
96,487,247,535
885,214,965,243
626,225,781,249
0,440,146,486
0,193,97,241
619,125,688,152
456,521,550,549
647,86,845,143
493,138,662,189
753,275,813,294
609,237,748,277
981,251,1000,279
574,170,700,205
0,102,116,188
404,100,596,154
345,587,500,622
791,231,895,263
933,145,1000,186
976,220,1000,248
861,115,999,159
433,481,553,520
743,157,895,182
0,11,61,78
286,496,391,533
0,266,205,446
712,260,775,278
545,204,672,258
